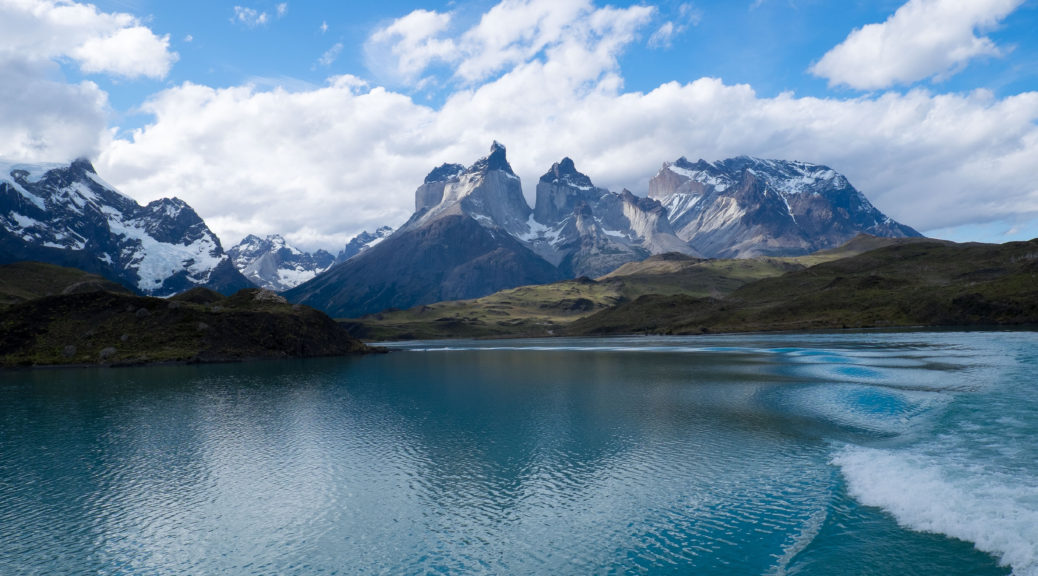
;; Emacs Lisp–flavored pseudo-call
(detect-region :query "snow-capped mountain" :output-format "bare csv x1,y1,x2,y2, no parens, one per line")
227,234,336,292
336,226,394,263
0,159,252,296
522,158,698,277
648,156,921,257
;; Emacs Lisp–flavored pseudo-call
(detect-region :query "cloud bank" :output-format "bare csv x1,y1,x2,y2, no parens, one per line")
811,0,1025,90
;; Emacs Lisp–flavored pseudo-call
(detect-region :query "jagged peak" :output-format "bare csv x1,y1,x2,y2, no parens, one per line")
424,163,465,184
539,157,593,189
469,140,514,175
144,196,197,220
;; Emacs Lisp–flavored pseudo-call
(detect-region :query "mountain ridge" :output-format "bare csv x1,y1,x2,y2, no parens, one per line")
0,159,252,296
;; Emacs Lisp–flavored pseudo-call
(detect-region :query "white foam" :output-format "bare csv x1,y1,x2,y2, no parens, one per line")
834,444,1038,575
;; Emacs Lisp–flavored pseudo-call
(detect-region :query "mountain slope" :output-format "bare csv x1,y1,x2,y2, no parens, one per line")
0,159,252,296
285,214,562,318
649,157,921,257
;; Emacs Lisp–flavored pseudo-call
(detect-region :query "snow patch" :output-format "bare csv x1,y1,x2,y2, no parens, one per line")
662,193,702,222
9,212,41,230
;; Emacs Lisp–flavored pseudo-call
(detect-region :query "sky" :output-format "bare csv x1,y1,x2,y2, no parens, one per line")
1,0,1037,253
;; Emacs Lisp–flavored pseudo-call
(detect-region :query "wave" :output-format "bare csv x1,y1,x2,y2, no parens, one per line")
833,444,1038,575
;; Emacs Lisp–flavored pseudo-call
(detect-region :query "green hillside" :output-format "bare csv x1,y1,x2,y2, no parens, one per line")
568,238,1038,335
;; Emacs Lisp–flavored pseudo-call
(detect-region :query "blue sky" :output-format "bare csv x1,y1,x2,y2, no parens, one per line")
2,0,1038,251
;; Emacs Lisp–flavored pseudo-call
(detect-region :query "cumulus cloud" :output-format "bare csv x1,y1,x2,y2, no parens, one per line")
96,2,1038,254
0,0,177,161
0,0,178,79
365,9,457,85
811,0,1025,90
0,56,109,161
365,0,654,87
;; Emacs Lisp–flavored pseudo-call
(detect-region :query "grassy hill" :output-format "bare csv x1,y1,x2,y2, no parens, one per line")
0,263,374,367
341,254,807,340
568,238,1038,335
0,261,130,308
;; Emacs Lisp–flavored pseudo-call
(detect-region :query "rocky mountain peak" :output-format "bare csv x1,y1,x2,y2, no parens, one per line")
539,157,594,189
337,226,394,263
408,142,530,237
469,140,515,175
649,155,920,257
227,233,336,292
533,157,601,226
424,163,465,184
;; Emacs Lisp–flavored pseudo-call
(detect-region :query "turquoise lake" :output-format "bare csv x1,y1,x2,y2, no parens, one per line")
2,331,1036,575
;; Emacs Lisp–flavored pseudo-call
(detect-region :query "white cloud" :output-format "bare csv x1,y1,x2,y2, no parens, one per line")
0,55,109,161
233,4,288,28
365,9,457,85
811,0,1025,90
232,6,268,27
320,20,328,34
72,25,176,78
648,22,676,49
365,0,654,87
316,42,343,68
0,0,177,162
0,0,178,79
648,4,700,49
96,47,1038,253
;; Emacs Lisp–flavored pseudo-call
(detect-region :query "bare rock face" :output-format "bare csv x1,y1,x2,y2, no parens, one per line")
410,142,532,237
648,156,921,258
522,158,698,277
415,164,464,212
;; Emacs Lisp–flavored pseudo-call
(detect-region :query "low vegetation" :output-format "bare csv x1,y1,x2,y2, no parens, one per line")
343,235,1038,341
0,266,374,367
568,238,1038,335
341,254,809,340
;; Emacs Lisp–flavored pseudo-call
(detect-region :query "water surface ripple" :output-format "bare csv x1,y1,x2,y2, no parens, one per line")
2,331,1034,575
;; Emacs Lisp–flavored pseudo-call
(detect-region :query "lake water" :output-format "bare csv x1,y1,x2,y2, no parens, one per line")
2,331,1036,575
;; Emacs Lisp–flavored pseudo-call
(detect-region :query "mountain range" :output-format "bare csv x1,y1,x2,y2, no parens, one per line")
286,143,919,317
2,145,920,316
1,159,251,296
226,226,394,291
